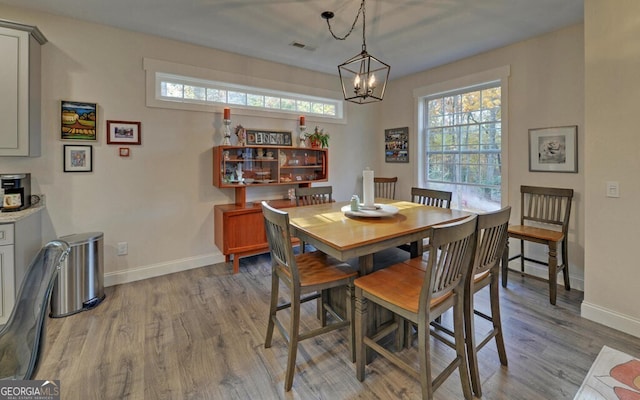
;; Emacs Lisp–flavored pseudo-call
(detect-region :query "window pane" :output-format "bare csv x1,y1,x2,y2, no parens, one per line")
282,98,295,110
163,82,183,98
184,85,206,100
323,104,336,116
264,96,280,109
424,83,501,212
228,91,247,105
247,94,264,107
297,100,311,113
311,103,324,114
207,88,227,103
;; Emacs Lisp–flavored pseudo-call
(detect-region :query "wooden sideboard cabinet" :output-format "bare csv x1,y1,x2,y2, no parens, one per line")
213,145,328,273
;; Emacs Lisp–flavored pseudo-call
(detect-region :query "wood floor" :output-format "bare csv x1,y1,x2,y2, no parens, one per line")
35,249,640,399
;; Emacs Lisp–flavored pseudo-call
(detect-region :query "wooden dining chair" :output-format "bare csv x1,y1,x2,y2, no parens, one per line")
502,185,573,305
374,177,397,199
261,201,358,391
397,187,454,254
294,186,332,253
354,215,477,400
411,187,452,208
464,206,511,396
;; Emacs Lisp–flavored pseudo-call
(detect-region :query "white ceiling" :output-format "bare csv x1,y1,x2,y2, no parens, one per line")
1,0,584,79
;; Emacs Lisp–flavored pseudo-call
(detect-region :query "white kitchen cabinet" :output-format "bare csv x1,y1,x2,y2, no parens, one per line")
0,20,47,157
0,209,43,324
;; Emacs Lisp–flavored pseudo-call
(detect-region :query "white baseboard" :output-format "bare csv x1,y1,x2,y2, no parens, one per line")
104,253,227,287
581,301,640,338
505,259,584,291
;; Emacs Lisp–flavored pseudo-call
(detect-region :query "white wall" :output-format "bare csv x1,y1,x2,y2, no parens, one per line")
0,5,376,284
377,25,586,289
582,0,640,337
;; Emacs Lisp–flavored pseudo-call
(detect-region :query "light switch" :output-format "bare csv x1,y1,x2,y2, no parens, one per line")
606,181,620,198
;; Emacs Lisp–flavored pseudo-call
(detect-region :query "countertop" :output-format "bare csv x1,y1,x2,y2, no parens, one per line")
0,194,45,223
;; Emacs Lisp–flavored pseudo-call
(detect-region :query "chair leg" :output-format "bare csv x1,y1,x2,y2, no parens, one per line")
562,238,571,290
491,278,508,367
519,239,525,272
355,287,367,381
502,240,509,288
418,320,434,400
284,292,301,391
464,289,481,397
265,272,279,348
453,300,473,400
547,241,558,305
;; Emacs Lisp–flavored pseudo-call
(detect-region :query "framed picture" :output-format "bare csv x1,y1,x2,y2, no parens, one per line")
119,147,130,157
107,120,141,145
529,125,578,173
245,129,292,146
61,101,97,140
385,127,409,163
64,145,93,172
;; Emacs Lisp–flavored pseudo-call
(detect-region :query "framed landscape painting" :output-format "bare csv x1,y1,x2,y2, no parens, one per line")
61,100,97,140
107,120,141,145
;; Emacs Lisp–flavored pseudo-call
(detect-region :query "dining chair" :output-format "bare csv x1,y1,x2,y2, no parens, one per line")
397,187,453,254
502,185,573,305
354,215,477,400
0,240,70,380
294,186,332,253
374,177,397,199
261,201,358,391
465,206,511,396
411,187,452,208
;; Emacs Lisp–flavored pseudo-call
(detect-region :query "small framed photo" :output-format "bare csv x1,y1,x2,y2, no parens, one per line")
64,145,93,172
61,100,97,140
107,120,141,145
529,125,578,173
119,147,130,157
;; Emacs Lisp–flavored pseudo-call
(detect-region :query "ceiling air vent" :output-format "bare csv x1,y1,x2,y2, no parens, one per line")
290,41,316,51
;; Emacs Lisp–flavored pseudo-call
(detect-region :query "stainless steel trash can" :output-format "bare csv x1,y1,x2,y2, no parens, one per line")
50,232,105,317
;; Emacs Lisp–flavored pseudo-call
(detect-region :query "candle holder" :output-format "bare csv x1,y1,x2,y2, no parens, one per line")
222,119,232,145
298,125,307,148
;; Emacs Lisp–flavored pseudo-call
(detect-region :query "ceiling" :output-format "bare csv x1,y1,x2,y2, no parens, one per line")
1,0,584,79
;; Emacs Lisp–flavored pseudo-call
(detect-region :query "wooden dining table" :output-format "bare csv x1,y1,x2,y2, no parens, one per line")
285,198,472,275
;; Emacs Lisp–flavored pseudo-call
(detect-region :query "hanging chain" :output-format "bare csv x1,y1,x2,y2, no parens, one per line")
324,0,367,50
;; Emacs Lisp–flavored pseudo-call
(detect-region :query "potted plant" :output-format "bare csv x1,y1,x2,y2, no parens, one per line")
306,126,330,148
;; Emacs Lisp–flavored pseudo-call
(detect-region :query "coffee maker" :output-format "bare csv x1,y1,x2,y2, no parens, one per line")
1,174,31,212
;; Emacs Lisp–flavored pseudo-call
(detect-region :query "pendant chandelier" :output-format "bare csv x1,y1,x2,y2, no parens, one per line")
321,0,390,104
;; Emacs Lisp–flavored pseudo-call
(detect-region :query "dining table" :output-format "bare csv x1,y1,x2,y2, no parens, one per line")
285,198,472,275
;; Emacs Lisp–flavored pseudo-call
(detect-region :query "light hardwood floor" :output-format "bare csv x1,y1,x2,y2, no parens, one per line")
35,249,640,399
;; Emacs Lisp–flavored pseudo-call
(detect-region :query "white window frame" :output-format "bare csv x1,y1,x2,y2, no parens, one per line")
143,57,345,122
413,65,510,210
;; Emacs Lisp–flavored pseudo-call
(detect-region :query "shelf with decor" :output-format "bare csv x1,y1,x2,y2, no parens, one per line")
212,145,328,206
212,145,329,273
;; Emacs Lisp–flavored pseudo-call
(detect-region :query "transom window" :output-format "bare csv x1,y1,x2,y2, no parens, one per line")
156,72,342,119
422,83,503,212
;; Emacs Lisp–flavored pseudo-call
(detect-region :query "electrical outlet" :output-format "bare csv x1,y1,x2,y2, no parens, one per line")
117,241,128,256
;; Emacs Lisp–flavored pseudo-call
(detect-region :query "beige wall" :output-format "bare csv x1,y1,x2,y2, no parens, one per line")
582,0,640,337
0,5,377,284
377,25,586,290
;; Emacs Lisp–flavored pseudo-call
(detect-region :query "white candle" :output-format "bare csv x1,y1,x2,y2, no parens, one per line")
363,169,375,208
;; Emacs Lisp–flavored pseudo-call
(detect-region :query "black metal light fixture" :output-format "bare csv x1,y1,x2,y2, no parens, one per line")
322,0,390,104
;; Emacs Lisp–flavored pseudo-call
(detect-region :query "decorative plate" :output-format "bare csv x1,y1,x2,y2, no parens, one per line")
340,204,399,218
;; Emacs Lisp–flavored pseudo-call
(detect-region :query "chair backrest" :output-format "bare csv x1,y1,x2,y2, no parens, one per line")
411,187,452,209
519,185,573,234
0,240,70,380
419,215,477,313
472,206,511,279
295,186,332,206
262,201,299,285
374,177,397,200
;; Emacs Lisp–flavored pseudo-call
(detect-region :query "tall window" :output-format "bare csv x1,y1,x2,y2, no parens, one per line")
422,83,502,212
